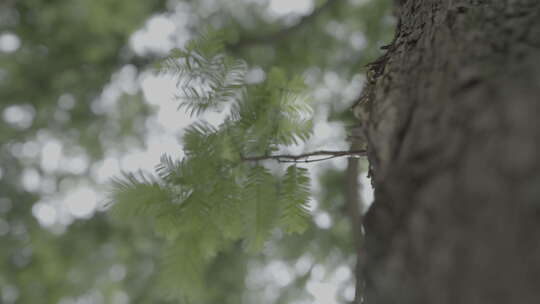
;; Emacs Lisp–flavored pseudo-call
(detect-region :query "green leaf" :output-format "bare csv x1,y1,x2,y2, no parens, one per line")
242,166,279,252
279,166,312,234
159,27,247,117
109,172,170,220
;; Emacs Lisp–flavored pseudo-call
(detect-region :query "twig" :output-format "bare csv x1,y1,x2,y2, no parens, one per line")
241,149,367,163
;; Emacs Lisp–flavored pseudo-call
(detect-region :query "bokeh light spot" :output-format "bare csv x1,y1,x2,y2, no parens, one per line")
0,32,20,53
64,187,98,218
32,203,57,227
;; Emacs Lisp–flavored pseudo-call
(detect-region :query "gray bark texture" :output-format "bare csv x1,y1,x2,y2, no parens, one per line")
355,1,540,303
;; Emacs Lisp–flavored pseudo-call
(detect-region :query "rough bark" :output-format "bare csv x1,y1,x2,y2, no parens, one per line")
355,1,540,303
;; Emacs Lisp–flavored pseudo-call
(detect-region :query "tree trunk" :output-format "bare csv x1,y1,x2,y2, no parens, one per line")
355,1,540,303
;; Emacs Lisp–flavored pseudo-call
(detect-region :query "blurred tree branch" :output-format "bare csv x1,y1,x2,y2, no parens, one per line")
125,0,343,72
226,0,343,52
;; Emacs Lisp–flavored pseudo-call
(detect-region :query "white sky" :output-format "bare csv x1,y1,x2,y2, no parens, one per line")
269,0,313,16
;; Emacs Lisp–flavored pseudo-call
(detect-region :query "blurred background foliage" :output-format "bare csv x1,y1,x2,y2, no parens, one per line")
0,0,393,303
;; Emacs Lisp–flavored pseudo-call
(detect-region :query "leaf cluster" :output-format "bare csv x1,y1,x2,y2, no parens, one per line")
110,29,315,301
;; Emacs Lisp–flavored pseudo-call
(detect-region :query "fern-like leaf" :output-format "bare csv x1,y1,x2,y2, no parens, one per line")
242,166,279,252
159,27,247,117
109,172,170,219
279,166,311,234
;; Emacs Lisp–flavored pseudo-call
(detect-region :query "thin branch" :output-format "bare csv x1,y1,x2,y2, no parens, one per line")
276,155,344,163
241,149,367,163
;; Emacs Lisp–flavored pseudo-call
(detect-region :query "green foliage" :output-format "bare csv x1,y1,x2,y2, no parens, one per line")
0,1,169,302
280,166,311,234
243,165,280,252
110,172,170,220
110,31,316,299
159,28,247,117
2,0,394,302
